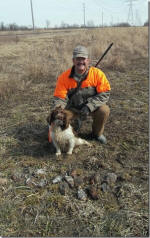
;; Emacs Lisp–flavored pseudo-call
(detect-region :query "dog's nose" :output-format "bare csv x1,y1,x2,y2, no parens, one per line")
55,119,64,126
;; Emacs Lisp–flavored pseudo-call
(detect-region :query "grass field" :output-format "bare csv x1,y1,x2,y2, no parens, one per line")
0,27,149,237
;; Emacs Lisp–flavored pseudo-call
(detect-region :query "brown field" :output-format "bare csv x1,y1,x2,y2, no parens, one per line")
0,27,149,237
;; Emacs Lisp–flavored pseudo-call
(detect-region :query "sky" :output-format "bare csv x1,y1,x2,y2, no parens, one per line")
0,0,148,28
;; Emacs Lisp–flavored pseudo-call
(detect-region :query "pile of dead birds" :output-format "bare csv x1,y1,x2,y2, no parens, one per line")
52,169,118,201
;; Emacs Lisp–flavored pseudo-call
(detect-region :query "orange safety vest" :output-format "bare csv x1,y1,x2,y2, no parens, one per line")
54,66,111,99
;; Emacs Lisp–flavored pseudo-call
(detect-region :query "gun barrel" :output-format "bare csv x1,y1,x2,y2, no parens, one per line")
95,42,113,68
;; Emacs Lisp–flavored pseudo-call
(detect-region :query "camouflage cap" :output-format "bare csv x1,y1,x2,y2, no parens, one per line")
73,45,88,58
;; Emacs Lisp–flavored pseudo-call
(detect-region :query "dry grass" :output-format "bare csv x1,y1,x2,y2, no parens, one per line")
0,27,148,102
0,27,149,237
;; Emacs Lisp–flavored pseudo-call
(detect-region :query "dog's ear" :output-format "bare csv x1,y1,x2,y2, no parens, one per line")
46,115,51,125
62,110,73,129
47,112,54,125
63,114,69,130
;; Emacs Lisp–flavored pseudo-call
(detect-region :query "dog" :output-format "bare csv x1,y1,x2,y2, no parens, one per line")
47,106,91,156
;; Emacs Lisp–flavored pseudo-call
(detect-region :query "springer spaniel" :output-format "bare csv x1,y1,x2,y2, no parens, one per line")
47,106,91,156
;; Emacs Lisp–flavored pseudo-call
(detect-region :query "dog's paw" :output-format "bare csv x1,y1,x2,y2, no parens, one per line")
67,151,73,155
85,140,92,146
87,142,92,147
56,152,61,156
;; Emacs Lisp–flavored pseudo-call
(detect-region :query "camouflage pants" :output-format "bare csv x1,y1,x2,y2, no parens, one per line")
66,104,110,136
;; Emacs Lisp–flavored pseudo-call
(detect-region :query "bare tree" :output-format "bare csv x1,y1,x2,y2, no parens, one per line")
87,20,95,27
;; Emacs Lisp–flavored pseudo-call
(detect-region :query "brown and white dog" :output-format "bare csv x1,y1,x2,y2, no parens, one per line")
47,106,91,156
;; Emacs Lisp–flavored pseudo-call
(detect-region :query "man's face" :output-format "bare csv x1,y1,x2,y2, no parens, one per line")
73,57,89,75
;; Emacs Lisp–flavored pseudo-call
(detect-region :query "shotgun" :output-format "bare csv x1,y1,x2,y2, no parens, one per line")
94,42,113,67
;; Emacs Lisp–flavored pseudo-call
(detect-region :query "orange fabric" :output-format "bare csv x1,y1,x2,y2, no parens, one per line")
54,67,111,99
48,126,52,143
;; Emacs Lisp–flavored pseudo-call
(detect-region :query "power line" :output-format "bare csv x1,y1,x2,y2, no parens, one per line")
83,3,86,27
102,10,103,27
93,0,125,14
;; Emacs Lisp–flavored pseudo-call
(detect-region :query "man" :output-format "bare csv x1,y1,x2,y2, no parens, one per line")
51,45,111,144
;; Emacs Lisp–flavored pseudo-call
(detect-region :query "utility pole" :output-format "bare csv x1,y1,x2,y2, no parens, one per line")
30,0,35,30
111,15,113,26
83,3,86,27
126,0,137,26
102,10,103,27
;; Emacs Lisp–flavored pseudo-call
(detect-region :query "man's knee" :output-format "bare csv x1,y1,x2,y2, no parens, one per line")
92,105,110,118
98,104,110,116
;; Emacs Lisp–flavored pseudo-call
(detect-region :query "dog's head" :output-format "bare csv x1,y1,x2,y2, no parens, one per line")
47,106,72,130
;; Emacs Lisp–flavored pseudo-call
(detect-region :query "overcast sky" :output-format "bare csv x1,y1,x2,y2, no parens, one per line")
0,0,148,28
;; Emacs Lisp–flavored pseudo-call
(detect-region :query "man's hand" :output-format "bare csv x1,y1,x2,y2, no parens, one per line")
80,106,90,120
71,92,84,108
55,104,64,110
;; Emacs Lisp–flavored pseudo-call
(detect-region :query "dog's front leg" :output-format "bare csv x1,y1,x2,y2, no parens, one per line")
53,140,61,156
56,149,61,156
67,139,75,155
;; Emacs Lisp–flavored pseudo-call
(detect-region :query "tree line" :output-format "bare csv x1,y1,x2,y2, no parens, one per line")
0,21,148,31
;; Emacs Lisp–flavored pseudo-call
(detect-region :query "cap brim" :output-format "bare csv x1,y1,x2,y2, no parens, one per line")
73,53,88,58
